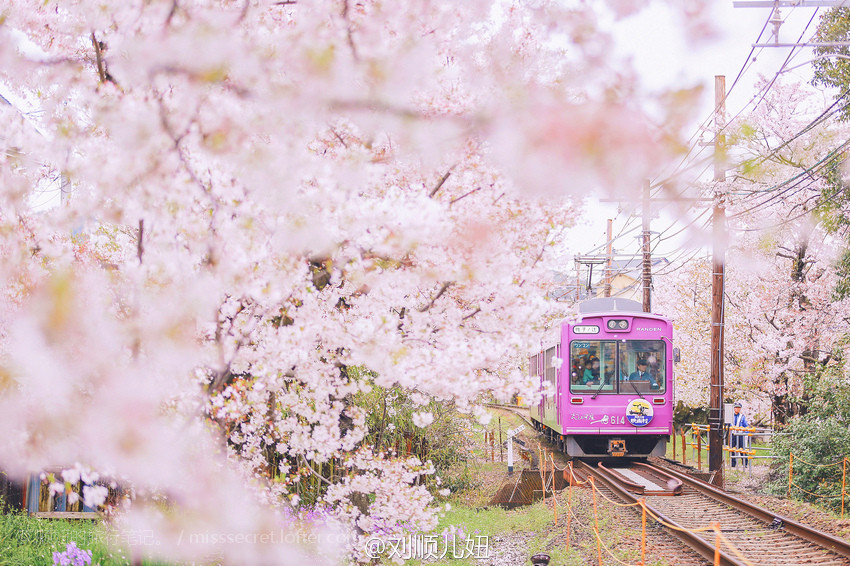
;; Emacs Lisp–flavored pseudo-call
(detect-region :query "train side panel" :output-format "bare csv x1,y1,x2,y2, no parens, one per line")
529,344,561,432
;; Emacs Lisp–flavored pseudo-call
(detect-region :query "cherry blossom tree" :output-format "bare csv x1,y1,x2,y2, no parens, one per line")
0,1,710,563
658,79,850,425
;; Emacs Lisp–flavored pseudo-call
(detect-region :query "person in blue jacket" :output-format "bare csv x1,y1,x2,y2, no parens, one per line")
626,359,658,389
730,401,749,468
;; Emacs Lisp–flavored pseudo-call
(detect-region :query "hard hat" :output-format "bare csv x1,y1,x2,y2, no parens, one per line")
733,401,742,408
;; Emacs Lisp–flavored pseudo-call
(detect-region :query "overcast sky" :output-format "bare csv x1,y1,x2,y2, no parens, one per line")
561,1,832,265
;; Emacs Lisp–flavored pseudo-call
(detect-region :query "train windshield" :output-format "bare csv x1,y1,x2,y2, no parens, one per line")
569,340,666,394
618,340,665,394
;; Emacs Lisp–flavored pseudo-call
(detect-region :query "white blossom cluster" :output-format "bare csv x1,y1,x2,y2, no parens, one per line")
0,0,714,563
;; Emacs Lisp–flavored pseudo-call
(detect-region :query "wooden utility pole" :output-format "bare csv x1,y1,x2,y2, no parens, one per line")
641,180,652,313
709,75,727,488
604,219,613,297
575,259,581,302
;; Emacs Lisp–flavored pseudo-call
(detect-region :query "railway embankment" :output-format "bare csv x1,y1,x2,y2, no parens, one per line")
422,404,850,565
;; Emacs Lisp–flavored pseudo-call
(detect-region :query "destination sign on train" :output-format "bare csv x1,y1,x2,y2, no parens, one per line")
573,325,599,334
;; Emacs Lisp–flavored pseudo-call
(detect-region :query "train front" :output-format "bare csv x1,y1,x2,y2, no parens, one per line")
560,301,674,459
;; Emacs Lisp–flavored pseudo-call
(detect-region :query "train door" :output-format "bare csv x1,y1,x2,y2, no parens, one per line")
556,344,561,426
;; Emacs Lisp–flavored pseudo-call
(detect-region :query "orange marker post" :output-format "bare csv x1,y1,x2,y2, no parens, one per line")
713,522,721,566
672,429,676,461
697,430,702,471
788,453,794,500
539,447,545,505
640,499,647,566
590,477,601,566
566,462,573,549
550,454,558,525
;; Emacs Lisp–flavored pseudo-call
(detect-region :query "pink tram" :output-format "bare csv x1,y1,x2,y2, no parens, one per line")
530,297,676,459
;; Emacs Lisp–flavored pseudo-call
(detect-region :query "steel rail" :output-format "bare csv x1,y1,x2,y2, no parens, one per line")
574,460,746,566
659,464,850,561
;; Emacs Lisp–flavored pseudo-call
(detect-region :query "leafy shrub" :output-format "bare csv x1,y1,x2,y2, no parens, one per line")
767,416,850,512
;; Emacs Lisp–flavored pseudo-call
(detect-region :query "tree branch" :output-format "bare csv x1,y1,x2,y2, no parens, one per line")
429,167,454,199
137,219,144,264
300,455,332,486
419,281,453,312
449,186,480,205
90,32,107,84
341,0,359,61
164,1,179,27
331,128,349,148
462,307,481,321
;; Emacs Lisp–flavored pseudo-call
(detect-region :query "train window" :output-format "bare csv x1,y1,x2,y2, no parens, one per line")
618,340,665,394
569,341,616,394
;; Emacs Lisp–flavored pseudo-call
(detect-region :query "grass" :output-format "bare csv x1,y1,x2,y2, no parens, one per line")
438,500,555,537
0,510,175,566
403,500,560,566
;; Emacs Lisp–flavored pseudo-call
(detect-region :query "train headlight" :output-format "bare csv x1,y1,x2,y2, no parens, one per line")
607,319,629,330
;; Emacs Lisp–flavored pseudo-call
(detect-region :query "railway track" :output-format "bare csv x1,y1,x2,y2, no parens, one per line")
485,404,850,564
576,459,850,565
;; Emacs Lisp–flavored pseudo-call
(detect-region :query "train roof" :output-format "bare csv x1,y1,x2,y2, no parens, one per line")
578,298,643,314
576,298,669,321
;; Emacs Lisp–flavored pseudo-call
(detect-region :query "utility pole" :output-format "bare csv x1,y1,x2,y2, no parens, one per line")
575,258,581,302
641,180,652,313
732,2,850,48
604,219,613,297
708,75,727,489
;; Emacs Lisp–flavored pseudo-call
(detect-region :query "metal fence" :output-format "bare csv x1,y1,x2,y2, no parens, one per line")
673,423,775,472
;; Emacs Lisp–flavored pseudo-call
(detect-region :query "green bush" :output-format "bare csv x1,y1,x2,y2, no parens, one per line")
351,383,476,480
767,416,850,512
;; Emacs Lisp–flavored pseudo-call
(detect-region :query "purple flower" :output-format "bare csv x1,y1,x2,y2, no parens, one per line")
52,541,92,566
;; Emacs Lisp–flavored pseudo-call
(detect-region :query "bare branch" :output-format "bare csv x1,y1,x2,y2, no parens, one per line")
763,312,779,331
449,186,480,205
90,32,107,84
419,281,453,312
429,167,454,198
341,0,359,61
461,307,481,321
137,219,144,264
300,456,332,486
331,128,349,149
164,1,179,27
